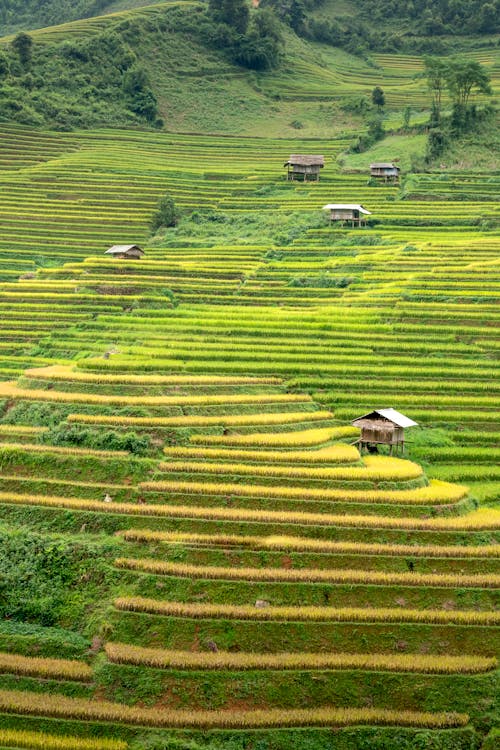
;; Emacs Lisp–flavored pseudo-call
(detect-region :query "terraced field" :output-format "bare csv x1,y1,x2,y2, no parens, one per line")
0,103,497,748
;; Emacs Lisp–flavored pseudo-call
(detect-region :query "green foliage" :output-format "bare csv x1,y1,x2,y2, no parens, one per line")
371,86,385,107
0,525,116,628
151,195,178,233
40,425,151,454
11,32,33,68
233,8,283,71
208,0,250,34
445,58,493,106
122,65,160,124
0,0,113,34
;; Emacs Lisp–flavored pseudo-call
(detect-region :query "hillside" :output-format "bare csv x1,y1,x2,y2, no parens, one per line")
0,2,498,136
0,3,497,750
0,0,158,35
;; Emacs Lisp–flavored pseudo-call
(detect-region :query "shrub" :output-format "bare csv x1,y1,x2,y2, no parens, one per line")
150,195,178,233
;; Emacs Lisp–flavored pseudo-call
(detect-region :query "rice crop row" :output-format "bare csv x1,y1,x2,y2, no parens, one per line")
189,426,358,447
0,382,306,407
0,491,497,530
0,443,129,457
104,642,497,674
67,411,332,427
0,729,127,750
162,443,361,463
158,456,423,482
24,365,281,386
0,651,92,681
0,688,469,729
139,478,466,506
114,557,500,589
120,529,500,558
113,597,500,626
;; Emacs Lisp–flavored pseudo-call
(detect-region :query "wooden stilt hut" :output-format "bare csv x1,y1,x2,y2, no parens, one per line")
284,155,325,182
352,408,418,455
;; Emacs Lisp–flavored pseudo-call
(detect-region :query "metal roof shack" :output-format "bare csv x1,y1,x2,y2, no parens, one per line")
105,245,144,259
284,155,325,182
370,162,400,182
352,409,418,454
323,203,371,226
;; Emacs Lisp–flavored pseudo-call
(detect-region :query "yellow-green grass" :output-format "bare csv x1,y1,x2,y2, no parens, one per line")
162,443,361,463
158,455,423,482
139,478,466,506
0,730,127,750
0,651,92,681
0,689,469,729
120,529,500,558
104,643,497,674
0,491,497,530
113,597,500,626
114,557,500,589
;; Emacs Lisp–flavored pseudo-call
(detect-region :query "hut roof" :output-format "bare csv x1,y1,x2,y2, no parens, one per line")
322,204,372,215
105,244,144,255
284,155,325,167
352,409,418,428
370,162,399,169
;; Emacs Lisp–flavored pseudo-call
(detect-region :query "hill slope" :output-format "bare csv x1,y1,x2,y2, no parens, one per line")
0,121,497,748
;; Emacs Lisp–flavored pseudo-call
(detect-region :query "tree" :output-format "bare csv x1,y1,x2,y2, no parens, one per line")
444,57,492,107
11,32,33,68
233,8,282,70
371,86,385,108
402,105,412,129
423,56,448,124
288,0,306,34
208,0,250,34
151,195,177,232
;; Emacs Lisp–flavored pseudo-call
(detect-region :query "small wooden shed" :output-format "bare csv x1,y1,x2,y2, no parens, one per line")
323,204,371,226
284,155,324,182
370,162,400,183
105,245,144,260
352,408,418,455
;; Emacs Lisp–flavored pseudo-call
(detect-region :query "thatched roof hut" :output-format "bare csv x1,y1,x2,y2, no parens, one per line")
284,155,325,181
370,162,400,181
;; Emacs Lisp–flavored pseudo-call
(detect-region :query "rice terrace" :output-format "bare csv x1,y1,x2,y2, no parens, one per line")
0,0,498,748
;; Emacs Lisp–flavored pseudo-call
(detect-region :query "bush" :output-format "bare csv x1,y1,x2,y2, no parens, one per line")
151,195,178,232
41,425,151,455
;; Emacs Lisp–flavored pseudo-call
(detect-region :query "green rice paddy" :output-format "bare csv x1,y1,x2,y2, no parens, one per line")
0,9,498,747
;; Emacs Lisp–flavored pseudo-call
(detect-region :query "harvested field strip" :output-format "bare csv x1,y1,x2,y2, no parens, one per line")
139,479,466,506
114,597,500,626
0,382,308,407
158,456,423,481
0,651,92,681
24,366,281,385
68,411,332,427
0,689,469,729
0,443,129,457
104,643,497,674
0,730,127,750
114,557,500,589
162,444,361,463
120,529,500,558
0,492,497,530
0,425,45,435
